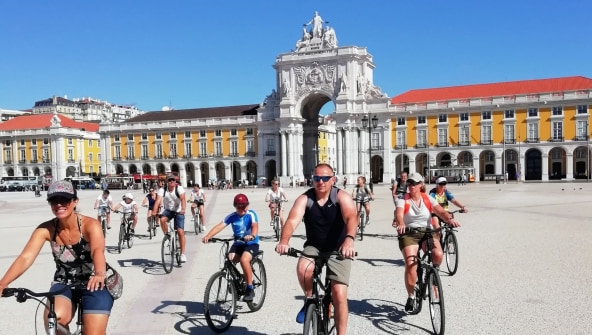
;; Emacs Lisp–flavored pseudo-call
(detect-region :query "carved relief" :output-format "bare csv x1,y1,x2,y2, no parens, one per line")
293,61,337,100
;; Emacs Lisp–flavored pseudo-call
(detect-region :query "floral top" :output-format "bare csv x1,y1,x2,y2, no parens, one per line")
50,217,93,284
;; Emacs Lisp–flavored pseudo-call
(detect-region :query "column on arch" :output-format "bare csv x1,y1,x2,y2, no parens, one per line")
472,156,480,183
288,130,294,177
541,152,549,180
566,153,574,180
280,131,287,176
336,127,343,174
343,127,350,175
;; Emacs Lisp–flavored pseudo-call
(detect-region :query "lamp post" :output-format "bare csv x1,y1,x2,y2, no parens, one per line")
361,114,378,191
587,121,590,183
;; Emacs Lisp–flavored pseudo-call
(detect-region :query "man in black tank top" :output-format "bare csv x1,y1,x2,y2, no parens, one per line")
275,163,358,335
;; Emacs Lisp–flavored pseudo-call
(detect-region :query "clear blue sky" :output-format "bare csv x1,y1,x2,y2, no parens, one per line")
1,0,591,112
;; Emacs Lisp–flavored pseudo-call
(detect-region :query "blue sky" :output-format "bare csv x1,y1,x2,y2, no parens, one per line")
1,0,591,112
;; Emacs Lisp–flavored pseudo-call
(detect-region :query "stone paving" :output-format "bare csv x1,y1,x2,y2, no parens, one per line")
0,181,591,334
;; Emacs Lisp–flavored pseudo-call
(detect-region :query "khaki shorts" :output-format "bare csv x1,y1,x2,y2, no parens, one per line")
398,227,428,250
303,245,352,286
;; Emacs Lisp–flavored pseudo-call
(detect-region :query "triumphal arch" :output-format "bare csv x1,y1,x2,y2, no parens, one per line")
257,12,394,185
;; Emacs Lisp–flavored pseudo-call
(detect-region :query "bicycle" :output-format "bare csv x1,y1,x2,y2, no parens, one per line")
161,215,181,274
142,205,158,239
193,204,204,234
285,248,355,335
399,227,446,335
438,209,464,276
114,211,135,253
270,199,287,241
356,198,372,241
203,237,267,333
2,283,86,335
98,207,109,237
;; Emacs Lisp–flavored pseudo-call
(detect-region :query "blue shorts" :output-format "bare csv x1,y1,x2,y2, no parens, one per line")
161,210,185,230
229,242,260,257
50,282,114,315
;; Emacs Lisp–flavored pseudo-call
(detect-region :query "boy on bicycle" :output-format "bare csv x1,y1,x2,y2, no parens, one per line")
94,189,113,229
112,193,139,234
188,184,207,230
202,193,259,302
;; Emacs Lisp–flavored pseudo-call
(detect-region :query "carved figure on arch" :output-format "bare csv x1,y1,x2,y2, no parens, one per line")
339,73,348,93
304,11,326,39
51,111,61,127
282,78,291,97
323,26,338,48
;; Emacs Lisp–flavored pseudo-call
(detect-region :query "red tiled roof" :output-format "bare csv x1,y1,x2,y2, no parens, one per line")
0,113,99,131
390,76,592,104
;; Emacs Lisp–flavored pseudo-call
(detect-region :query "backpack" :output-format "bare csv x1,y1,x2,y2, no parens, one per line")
306,186,339,211
161,185,180,198
403,193,432,214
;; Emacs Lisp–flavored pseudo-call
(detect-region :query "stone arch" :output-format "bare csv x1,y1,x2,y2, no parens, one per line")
415,153,428,177
200,162,210,187
170,163,180,176
215,162,225,180
156,163,166,175
265,160,277,182
115,164,124,175
525,148,542,180
436,152,452,167
185,162,195,186
246,160,257,186
21,167,29,176
548,147,565,180
231,161,240,183
33,167,40,176
479,150,496,180
66,166,77,177
573,146,589,179
457,151,474,166
142,163,152,175
44,166,52,176
298,92,334,178
6,168,14,176
129,164,138,174
371,155,383,183
395,153,409,175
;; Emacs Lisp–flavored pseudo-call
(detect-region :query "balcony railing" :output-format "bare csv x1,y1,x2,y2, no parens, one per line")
125,156,135,160
525,137,539,143
140,155,149,160
198,154,209,158
169,154,178,159
214,153,223,158
394,144,407,150
246,151,256,157
229,153,239,157
155,155,164,159
67,159,75,163
503,139,516,144
573,135,589,141
30,159,38,163
436,142,449,147
113,156,122,161
19,159,26,164
548,137,564,142
415,143,427,149
4,160,12,164
457,141,471,146
480,139,493,145
371,145,383,151
265,151,276,156
182,154,192,159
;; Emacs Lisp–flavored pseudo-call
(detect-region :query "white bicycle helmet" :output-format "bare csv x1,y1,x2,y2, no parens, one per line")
123,192,134,200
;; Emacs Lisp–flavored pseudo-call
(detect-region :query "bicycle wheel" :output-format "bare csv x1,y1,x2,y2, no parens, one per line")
359,212,365,241
175,232,182,266
101,219,107,238
204,271,237,333
127,224,134,248
323,295,336,335
117,223,125,253
148,218,154,240
303,303,318,335
427,268,445,335
444,231,459,276
246,258,267,311
194,214,200,234
161,234,174,273
273,216,280,241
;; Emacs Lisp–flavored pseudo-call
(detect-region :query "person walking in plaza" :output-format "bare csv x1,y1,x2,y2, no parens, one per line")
202,193,259,301
275,163,358,335
153,174,188,262
0,180,114,334
394,173,460,312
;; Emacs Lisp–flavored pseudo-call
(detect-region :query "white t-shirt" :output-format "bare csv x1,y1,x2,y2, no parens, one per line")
190,189,205,201
118,200,137,214
157,185,185,212
396,195,439,229
267,187,284,202
96,195,112,208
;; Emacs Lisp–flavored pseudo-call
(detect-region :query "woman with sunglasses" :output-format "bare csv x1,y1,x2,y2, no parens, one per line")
393,173,460,313
0,180,113,333
141,187,159,231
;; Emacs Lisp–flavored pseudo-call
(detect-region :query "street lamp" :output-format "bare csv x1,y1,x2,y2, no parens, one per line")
587,121,590,183
361,114,379,191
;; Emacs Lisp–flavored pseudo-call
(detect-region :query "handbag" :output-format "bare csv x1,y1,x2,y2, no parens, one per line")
104,263,124,300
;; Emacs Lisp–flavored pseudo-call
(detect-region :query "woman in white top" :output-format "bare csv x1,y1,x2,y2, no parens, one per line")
112,193,139,234
264,180,288,227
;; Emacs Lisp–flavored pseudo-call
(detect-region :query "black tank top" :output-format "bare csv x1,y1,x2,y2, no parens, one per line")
303,188,346,252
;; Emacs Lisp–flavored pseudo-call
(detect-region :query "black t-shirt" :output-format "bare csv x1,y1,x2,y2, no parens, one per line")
394,178,408,194
303,188,345,252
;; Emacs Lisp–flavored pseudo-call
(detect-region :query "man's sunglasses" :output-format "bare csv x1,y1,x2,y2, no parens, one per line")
312,175,332,183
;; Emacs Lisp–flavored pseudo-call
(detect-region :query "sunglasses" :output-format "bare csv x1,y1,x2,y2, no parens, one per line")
438,183,447,186
312,175,332,183
167,179,176,182
149,189,154,192
407,181,420,186
273,183,279,185
49,197,72,206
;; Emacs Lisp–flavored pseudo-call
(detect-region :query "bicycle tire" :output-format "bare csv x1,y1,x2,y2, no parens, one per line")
127,224,134,248
246,258,267,311
204,271,236,333
117,223,125,253
148,218,154,239
323,295,336,334
175,232,181,266
161,234,174,273
101,218,107,238
427,268,445,335
194,214,200,234
359,212,365,241
274,216,280,241
444,231,459,276
303,303,318,335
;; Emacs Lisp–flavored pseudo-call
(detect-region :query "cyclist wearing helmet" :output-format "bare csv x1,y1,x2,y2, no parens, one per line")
112,193,138,234
202,193,259,301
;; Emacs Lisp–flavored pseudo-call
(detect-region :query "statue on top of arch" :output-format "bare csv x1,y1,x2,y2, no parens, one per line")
296,11,338,52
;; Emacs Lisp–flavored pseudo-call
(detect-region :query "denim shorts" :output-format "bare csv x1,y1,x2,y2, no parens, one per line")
229,242,260,257
50,282,114,315
161,210,185,230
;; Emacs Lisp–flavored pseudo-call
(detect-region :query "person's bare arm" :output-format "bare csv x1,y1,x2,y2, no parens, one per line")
338,190,358,258
83,217,107,291
275,194,306,254
202,221,227,243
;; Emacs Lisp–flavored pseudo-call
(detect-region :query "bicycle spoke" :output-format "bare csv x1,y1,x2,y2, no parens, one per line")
204,272,236,332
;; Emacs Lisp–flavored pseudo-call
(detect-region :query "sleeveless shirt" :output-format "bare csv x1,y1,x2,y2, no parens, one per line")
51,216,94,284
302,188,345,252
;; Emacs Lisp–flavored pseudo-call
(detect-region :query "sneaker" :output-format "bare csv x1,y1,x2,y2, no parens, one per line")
244,288,255,302
296,304,306,324
405,297,416,313
180,254,187,263
130,228,135,235
202,226,207,231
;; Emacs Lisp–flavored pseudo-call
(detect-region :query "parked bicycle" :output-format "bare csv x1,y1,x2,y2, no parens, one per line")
285,248,356,335
2,283,86,335
399,227,446,335
114,210,134,253
161,215,181,274
203,237,267,333
270,199,288,241
438,209,464,276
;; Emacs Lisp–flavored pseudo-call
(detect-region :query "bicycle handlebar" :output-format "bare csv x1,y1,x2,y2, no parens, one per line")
448,209,465,215
397,226,444,237
208,237,246,243
2,282,87,302
284,248,357,260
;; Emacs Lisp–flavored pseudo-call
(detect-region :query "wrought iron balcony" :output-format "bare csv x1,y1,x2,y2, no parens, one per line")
394,144,407,150
198,154,209,158
246,151,256,157
30,159,38,163
265,151,276,156
573,135,589,141
503,139,516,144
182,154,192,159
169,154,178,159
229,153,239,157
436,142,449,147
19,159,26,164
4,160,12,164
525,137,539,143
67,159,75,163
43,158,50,163
457,141,471,146
548,137,564,142
415,143,427,149
140,155,149,160
113,156,122,161
480,140,493,145
154,155,163,160
371,145,383,151
214,153,223,158
125,156,135,160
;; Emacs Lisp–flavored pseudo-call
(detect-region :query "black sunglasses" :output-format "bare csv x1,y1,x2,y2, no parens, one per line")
49,197,72,206
407,181,420,186
313,175,332,183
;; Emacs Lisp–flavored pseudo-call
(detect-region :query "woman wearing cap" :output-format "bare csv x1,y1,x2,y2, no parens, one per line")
393,173,460,313
0,180,113,333
112,192,139,234
202,193,259,302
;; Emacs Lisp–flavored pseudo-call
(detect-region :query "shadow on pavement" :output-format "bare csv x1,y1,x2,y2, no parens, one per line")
349,298,425,334
357,257,404,267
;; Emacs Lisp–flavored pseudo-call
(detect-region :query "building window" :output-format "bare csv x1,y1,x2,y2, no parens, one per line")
552,121,563,140
170,132,177,139
459,113,469,121
184,131,191,138
577,105,588,114
199,130,206,138
141,133,148,140
169,143,177,156
127,145,135,159
185,143,192,157
4,140,10,146
20,139,25,145
577,120,588,139
246,140,254,153
98,153,101,161
551,148,562,160
417,116,426,124
215,129,222,137
438,114,447,123
156,132,162,140
200,142,207,156
230,129,237,136
266,138,275,152
67,138,73,145
127,134,133,140
215,142,222,155
114,135,120,142
481,125,492,143
528,108,538,117
43,149,49,160
397,117,405,126
437,128,448,146
68,149,73,161
482,111,491,120
20,149,26,161
32,139,37,145
155,144,162,158
504,124,515,142
32,149,38,161
417,129,427,146
504,110,514,119
4,150,11,162
460,126,470,144
246,128,254,135
507,151,516,161
44,138,49,145
527,123,538,141
396,131,406,147
88,153,93,162
552,106,562,116
231,141,238,155
142,145,148,158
